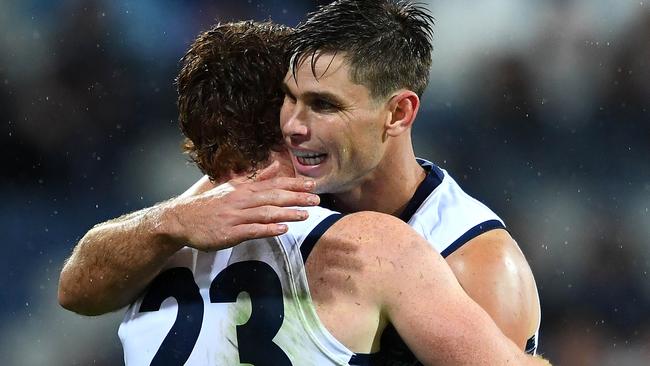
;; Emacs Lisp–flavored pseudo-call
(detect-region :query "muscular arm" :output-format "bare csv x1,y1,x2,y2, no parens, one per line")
342,212,548,365
58,201,186,316
445,229,541,350
58,174,319,316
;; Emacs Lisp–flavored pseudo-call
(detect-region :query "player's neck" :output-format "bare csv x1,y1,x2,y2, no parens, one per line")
331,144,425,216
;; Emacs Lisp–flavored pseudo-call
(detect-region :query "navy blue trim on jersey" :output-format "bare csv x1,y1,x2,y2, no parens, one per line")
300,213,344,263
398,165,443,223
349,352,380,365
525,334,537,355
416,157,444,176
440,219,505,258
398,158,443,223
416,157,445,182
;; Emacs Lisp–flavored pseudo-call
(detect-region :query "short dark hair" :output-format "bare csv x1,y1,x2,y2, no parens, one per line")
289,0,434,99
177,21,291,181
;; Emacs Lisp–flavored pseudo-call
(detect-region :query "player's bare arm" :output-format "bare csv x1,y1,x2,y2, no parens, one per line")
308,212,549,365
375,219,545,365
445,230,541,350
58,170,319,316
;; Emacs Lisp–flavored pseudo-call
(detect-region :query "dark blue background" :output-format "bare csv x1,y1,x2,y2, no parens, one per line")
2,1,649,364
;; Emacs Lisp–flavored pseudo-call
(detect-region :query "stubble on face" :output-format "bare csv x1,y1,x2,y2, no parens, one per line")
280,53,389,196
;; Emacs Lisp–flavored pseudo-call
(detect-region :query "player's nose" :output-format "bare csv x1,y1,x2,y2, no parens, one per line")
281,104,310,141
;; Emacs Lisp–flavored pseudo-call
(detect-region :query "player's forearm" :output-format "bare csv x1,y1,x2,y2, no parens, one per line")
58,203,183,315
412,303,549,365
478,333,551,366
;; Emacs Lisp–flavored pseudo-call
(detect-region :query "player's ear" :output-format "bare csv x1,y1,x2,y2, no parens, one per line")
384,90,419,137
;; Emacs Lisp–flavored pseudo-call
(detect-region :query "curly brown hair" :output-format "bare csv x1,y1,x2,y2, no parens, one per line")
177,21,291,181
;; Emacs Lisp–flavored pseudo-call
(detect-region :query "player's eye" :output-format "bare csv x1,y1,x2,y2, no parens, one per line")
311,98,339,112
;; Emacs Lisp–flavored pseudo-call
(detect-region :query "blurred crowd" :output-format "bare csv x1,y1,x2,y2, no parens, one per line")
1,0,648,365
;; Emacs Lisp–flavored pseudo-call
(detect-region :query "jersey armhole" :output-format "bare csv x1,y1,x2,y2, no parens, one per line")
440,219,506,258
300,213,344,263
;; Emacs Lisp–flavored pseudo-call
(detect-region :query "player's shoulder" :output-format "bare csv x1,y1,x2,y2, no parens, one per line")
325,211,412,240
318,211,434,266
312,211,449,303
451,228,520,265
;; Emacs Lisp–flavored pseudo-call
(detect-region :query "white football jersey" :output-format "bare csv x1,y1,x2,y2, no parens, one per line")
118,206,372,366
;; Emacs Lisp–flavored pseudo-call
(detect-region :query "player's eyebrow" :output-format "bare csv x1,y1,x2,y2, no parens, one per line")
281,82,346,106
302,91,345,107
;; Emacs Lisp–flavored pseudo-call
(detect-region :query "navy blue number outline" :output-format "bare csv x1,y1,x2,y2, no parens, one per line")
210,261,291,365
137,261,290,365
138,267,204,366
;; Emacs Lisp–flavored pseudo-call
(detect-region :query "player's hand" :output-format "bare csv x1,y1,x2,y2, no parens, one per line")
162,165,320,251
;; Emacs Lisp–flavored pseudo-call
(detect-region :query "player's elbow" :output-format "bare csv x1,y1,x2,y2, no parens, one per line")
58,288,109,316
57,285,87,315
58,269,107,316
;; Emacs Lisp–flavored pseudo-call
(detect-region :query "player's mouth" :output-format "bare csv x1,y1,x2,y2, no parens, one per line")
294,150,327,166
290,149,329,176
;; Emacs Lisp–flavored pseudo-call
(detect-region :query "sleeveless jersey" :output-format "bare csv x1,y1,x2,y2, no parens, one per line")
118,206,371,366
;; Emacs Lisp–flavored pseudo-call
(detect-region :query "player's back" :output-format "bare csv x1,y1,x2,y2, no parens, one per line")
118,205,370,365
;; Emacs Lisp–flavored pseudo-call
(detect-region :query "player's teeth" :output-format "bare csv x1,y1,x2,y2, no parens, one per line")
297,155,325,165
294,151,321,158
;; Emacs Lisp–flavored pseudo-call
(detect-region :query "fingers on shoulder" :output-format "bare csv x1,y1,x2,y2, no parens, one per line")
253,189,318,207
239,206,309,224
228,223,288,243
249,176,314,193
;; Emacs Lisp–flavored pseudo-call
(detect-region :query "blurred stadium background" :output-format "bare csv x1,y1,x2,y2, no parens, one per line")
1,0,648,364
